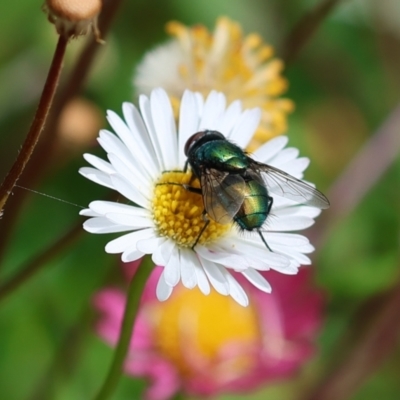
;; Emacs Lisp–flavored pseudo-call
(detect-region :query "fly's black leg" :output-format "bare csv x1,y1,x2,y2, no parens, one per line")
191,211,210,250
258,195,273,252
156,182,202,195
257,230,273,252
161,170,186,174
182,184,201,195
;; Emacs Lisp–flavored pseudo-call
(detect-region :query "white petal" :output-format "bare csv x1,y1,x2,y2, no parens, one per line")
83,217,133,234
267,215,315,231
269,147,299,166
98,129,129,158
265,232,310,247
164,246,181,286
242,269,272,293
105,228,154,254
83,154,115,174
215,239,291,269
222,269,249,306
199,91,226,130
89,201,150,217
197,246,250,271
106,212,152,228
107,152,151,194
110,175,149,209
79,167,114,189
152,238,175,266
121,248,144,262
278,158,310,178
178,90,201,166
271,246,313,264
80,208,99,217
273,205,321,219
180,250,198,289
198,255,229,295
150,88,178,170
252,136,289,163
136,236,165,254
106,110,136,151
228,108,261,148
193,260,210,295
216,100,242,135
139,95,163,172
122,102,159,178
156,271,173,301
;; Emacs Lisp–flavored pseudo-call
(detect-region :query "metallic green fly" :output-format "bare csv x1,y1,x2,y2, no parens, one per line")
182,130,330,250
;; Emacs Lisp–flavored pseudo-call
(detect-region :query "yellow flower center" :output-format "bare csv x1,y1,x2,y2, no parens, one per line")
152,171,231,247
165,17,295,147
149,286,261,378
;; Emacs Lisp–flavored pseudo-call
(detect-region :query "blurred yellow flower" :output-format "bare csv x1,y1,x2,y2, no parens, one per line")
134,17,294,152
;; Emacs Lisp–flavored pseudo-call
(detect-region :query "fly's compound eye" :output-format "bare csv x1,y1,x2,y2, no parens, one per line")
184,131,207,156
184,130,225,156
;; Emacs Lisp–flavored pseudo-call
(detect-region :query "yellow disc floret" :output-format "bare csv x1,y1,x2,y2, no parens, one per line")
152,171,231,247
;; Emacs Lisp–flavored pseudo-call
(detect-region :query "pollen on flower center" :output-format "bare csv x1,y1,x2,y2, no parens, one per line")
152,171,231,247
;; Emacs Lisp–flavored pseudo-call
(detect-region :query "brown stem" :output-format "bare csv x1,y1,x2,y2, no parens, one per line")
300,273,400,400
282,0,342,64
0,35,68,212
0,222,82,303
0,0,123,262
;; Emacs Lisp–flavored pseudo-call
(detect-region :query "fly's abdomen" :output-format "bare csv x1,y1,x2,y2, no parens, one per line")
235,179,272,230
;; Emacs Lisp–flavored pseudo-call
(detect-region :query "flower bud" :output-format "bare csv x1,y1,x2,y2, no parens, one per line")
44,0,103,42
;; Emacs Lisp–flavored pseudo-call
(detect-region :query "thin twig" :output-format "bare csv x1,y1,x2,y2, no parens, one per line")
0,35,68,212
282,0,343,64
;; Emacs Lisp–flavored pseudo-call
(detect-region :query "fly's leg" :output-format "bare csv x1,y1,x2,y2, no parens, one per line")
157,176,206,250
156,182,201,194
258,195,273,252
257,230,273,252
191,211,210,250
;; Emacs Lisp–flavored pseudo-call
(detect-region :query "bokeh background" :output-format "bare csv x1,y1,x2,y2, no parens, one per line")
0,0,400,399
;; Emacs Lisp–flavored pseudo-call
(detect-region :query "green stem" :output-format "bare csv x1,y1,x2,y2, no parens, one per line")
93,256,153,400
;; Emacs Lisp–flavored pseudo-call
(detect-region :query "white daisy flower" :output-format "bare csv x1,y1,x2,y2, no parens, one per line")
80,88,321,307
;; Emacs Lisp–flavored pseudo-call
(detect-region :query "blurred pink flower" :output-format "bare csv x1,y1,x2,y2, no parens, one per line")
93,264,323,400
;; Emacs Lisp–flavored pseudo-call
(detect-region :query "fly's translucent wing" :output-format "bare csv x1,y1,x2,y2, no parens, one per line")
201,169,246,224
254,162,330,209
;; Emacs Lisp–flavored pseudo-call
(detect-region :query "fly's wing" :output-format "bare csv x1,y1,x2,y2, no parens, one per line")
201,168,246,224
253,162,330,209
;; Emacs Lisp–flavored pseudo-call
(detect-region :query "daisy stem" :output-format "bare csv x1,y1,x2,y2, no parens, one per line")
93,256,153,400
0,35,68,212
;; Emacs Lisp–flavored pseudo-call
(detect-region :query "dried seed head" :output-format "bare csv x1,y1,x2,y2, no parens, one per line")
44,0,103,42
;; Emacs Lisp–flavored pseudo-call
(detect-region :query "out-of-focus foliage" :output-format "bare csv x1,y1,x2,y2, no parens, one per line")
0,0,399,399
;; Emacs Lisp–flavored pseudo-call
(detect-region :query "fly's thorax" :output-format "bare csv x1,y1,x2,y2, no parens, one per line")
192,140,249,173
235,176,272,231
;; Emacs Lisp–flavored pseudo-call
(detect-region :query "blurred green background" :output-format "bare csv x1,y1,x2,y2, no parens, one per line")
0,0,399,399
